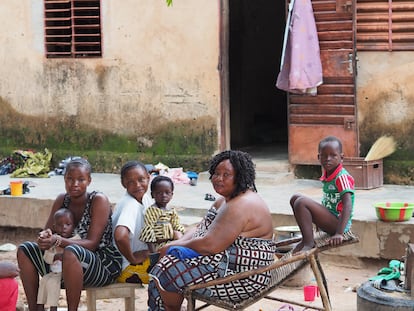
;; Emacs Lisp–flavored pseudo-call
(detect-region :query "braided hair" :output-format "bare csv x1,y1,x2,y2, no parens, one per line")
208,150,257,198
64,158,92,176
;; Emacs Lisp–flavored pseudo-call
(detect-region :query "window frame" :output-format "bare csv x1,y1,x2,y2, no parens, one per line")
44,0,102,58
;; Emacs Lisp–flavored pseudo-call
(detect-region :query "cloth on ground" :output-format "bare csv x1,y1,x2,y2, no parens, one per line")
162,167,190,184
167,246,200,260
369,259,402,282
371,279,408,293
10,149,52,178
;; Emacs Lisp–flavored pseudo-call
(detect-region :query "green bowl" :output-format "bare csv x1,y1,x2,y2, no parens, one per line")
374,202,414,222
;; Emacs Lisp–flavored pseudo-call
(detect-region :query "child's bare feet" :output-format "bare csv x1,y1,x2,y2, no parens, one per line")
292,241,303,254
300,244,315,253
292,241,315,254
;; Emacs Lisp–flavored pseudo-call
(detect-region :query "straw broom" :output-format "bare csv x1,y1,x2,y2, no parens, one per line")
364,135,397,161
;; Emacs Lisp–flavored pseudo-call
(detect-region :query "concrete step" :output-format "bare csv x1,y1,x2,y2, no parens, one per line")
255,171,295,185
198,170,294,185
197,159,293,185
254,159,291,173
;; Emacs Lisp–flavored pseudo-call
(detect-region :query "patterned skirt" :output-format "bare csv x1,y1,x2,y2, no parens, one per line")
19,241,122,287
148,236,276,310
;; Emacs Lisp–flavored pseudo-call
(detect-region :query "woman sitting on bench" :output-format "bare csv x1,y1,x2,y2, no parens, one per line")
17,158,122,311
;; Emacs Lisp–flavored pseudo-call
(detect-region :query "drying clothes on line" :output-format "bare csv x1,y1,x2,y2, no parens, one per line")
276,0,323,95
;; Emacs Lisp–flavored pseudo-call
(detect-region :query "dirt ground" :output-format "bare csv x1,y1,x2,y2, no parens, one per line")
1,230,387,311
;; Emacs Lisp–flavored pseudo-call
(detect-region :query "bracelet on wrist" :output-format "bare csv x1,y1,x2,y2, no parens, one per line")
53,234,62,248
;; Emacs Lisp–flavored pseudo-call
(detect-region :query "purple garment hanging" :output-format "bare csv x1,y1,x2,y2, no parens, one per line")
276,0,323,95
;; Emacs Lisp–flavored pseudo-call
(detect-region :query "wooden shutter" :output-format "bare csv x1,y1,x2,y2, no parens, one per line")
357,0,414,51
288,0,359,165
44,0,102,58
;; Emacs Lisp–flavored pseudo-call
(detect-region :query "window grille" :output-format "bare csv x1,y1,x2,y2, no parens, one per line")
357,0,414,51
44,0,102,58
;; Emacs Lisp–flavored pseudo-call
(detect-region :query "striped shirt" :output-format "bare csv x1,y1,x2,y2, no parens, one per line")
320,163,355,218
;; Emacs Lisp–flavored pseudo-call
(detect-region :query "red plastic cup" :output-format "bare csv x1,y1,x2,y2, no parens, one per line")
303,285,319,301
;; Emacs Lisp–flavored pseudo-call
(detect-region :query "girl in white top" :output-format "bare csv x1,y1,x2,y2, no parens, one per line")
112,161,154,284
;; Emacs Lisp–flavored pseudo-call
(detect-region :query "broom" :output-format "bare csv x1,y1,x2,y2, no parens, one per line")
364,135,397,161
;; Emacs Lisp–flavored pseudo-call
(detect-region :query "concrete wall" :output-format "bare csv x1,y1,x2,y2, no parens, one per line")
0,0,220,139
357,52,414,155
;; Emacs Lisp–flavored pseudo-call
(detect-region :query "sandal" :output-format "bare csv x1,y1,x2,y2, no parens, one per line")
278,304,295,311
204,193,215,201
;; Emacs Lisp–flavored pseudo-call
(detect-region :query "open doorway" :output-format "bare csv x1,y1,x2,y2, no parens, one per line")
229,0,287,150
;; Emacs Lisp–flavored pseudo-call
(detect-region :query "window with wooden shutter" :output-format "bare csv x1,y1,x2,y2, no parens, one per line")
357,0,414,51
44,0,102,58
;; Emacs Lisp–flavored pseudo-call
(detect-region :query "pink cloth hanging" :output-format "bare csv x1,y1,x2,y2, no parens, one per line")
276,0,323,95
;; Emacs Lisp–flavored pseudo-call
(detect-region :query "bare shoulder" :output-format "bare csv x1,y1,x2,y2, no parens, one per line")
90,191,111,210
228,190,273,238
55,192,66,203
51,193,66,211
227,190,270,216
213,197,226,210
92,191,110,203
233,190,267,207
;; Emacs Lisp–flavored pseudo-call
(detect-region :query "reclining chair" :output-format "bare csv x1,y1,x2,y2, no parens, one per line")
184,231,359,311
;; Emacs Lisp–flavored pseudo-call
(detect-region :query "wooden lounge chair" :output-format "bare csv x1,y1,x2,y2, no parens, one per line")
184,231,359,311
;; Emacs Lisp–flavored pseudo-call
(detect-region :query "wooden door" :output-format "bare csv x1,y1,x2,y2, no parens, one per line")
288,0,358,164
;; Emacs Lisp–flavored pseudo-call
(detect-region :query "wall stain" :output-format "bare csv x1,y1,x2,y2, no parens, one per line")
0,98,217,172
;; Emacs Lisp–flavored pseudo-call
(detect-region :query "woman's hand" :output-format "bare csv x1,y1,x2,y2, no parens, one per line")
39,228,53,238
158,244,170,258
37,228,54,250
158,239,181,258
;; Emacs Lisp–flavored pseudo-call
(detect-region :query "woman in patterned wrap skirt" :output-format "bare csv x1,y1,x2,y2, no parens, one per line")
148,150,277,311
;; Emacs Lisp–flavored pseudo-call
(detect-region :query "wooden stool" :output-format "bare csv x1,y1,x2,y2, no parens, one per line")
85,283,140,311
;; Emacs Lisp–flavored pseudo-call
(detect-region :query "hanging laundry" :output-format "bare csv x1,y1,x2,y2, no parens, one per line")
276,0,323,95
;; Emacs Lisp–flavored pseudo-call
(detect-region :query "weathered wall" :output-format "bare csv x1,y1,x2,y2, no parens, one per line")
0,0,220,153
357,52,414,155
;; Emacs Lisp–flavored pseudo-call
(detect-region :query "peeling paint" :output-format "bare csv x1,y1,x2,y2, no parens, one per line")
376,222,414,259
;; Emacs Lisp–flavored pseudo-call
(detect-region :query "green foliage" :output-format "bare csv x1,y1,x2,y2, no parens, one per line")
166,0,173,6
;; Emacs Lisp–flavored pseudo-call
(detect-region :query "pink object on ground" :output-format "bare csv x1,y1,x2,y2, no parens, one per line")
0,278,18,311
303,284,319,301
